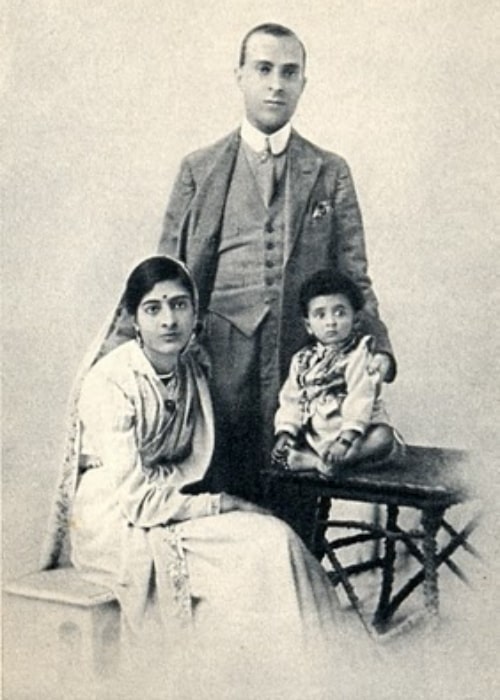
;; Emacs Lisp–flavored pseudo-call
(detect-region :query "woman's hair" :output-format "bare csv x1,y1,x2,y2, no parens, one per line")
299,269,365,317
124,256,196,316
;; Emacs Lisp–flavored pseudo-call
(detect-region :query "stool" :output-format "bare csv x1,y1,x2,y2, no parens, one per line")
264,445,481,633
4,568,120,683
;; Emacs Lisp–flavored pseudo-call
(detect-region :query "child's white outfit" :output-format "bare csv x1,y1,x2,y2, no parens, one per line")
275,334,391,457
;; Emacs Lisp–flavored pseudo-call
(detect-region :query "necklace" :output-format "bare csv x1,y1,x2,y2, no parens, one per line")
157,370,176,381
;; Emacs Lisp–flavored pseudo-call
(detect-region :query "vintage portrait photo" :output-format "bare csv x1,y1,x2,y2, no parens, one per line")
2,1,498,698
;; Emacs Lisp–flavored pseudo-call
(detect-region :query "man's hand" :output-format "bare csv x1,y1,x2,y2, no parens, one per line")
367,353,393,383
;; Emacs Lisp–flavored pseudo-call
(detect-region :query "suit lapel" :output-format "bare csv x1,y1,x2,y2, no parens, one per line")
284,131,323,262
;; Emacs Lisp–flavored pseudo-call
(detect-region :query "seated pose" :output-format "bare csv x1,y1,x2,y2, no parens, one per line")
40,256,374,696
273,269,402,476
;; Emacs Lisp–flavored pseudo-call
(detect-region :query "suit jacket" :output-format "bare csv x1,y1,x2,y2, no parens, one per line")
159,129,395,381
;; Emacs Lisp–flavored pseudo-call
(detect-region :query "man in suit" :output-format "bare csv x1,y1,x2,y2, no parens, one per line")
159,23,395,520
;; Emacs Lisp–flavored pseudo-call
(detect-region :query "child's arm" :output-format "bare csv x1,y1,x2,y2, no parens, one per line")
340,337,379,435
274,355,305,439
322,338,379,467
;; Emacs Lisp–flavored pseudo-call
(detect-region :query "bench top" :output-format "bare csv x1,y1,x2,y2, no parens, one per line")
264,445,473,509
4,568,117,607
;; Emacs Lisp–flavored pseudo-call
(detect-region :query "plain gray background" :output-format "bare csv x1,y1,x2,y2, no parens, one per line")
2,1,499,697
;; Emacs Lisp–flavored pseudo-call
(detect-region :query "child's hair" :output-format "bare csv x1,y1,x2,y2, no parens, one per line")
299,269,365,317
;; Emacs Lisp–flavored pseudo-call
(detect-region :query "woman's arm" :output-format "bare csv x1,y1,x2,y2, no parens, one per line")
79,371,221,528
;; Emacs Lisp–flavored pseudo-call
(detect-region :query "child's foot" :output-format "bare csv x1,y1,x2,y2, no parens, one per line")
286,447,324,472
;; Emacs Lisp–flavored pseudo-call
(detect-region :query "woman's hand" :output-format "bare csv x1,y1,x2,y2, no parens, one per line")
220,493,272,517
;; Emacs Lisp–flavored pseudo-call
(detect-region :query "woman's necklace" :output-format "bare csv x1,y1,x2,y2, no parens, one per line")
157,369,176,383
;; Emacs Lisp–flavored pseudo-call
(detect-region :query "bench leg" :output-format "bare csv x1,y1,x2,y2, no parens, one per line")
372,504,399,631
421,506,445,617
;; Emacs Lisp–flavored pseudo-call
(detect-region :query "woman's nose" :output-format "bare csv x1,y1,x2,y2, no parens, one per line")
160,307,176,325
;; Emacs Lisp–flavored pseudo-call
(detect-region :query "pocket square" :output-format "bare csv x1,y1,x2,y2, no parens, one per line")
312,200,334,219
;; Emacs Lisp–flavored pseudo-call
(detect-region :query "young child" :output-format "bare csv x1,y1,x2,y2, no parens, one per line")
273,269,401,476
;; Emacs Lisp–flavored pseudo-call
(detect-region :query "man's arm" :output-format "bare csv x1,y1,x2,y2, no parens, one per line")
332,158,396,381
158,157,196,258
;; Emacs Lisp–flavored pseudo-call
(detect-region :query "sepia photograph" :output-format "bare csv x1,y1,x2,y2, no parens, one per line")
2,1,498,698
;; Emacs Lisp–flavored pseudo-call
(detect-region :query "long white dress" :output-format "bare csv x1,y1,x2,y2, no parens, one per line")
70,340,374,698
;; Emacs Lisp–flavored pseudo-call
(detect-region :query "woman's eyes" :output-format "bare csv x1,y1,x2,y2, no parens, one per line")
172,300,188,310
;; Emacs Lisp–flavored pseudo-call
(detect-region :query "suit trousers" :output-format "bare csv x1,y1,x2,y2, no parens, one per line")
203,309,280,503
202,309,317,545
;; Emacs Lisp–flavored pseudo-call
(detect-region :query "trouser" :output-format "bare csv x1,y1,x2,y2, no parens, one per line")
202,311,317,545
203,310,280,503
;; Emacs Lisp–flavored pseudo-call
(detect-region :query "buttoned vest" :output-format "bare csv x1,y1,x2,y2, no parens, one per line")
209,146,286,336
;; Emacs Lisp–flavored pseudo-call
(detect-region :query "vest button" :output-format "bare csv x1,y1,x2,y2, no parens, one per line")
264,222,274,233
266,241,275,250
265,260,274,268
265,277,274,286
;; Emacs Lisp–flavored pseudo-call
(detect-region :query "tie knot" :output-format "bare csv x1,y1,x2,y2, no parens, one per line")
258,139,272,164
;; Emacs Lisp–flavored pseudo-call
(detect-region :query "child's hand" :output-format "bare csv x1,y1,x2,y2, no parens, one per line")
272,432,296,466
322,440,349,466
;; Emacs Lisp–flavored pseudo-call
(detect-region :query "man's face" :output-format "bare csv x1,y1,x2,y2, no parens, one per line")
236,32,306,134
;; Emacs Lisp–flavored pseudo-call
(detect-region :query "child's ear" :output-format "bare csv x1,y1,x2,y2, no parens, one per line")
352,311,361,331
304,318,312,336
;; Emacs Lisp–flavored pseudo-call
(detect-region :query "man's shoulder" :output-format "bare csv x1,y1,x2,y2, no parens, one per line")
182,129,240,168
291,130,349,169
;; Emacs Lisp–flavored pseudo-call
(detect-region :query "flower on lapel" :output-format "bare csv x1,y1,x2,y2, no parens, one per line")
312,200,334,219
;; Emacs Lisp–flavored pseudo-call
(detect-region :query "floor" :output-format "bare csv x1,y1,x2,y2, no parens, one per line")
3,501,497,700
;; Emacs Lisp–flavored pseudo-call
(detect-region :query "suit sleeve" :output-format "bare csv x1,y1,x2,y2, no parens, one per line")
332,159,396,379
158,157,196,259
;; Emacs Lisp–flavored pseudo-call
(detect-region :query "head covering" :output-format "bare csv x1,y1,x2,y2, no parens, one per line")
39,256,208,570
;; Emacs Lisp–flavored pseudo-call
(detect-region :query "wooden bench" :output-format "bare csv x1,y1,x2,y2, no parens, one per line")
264,445,481,634
4,567,120,681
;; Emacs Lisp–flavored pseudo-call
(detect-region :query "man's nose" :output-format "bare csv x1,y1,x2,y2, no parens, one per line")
269,68,284,91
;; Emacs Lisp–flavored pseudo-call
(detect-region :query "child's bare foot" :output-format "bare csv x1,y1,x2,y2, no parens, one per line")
286,447,324,472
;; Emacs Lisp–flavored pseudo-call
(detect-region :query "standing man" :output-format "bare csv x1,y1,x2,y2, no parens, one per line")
159,23,395,513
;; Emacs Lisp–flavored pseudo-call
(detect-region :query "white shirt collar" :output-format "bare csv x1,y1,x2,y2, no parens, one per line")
240,119,291,156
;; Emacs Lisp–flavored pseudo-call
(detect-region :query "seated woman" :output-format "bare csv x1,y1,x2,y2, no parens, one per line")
41,256,375,696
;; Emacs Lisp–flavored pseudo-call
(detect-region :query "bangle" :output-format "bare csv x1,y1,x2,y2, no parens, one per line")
210,493,222,516
337,436,353,449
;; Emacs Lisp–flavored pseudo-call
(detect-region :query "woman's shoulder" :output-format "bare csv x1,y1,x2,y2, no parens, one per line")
83,340,143,387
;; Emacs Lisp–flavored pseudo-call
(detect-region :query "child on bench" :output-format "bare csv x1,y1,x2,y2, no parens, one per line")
272,269,402,476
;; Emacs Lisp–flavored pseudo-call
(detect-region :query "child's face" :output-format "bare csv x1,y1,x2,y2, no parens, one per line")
304,293,356,346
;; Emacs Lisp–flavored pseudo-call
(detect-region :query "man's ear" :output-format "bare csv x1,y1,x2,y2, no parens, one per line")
235,66,243,88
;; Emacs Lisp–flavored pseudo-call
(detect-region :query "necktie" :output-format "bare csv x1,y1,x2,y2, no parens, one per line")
257,137,276,207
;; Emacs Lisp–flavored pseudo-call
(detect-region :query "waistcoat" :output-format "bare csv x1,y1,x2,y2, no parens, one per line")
209,146,286,336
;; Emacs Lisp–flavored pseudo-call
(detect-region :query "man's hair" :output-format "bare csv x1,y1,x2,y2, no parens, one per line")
299,270,365,317
239,23,306,68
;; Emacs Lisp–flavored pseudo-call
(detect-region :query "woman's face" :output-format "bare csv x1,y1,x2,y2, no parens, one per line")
136,278,195,369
